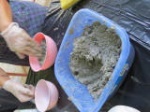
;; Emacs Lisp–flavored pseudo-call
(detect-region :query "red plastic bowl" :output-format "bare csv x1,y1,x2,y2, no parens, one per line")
29,32,57,72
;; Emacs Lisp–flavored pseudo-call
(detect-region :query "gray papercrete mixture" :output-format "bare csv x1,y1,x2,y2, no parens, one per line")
39,40,46,65
70,22,121,100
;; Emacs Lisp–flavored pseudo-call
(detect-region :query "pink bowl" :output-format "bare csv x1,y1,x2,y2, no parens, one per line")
29,32,57,72
35,79,59,112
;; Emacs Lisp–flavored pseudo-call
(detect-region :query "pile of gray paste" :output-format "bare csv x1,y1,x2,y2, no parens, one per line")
70,22,121,100
39,40,46,65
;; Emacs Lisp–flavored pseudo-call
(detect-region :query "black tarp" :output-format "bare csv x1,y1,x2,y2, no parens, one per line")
42,0,150,111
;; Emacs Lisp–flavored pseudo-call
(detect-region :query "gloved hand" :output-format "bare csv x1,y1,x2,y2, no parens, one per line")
1,22,42,59
2,79,35,102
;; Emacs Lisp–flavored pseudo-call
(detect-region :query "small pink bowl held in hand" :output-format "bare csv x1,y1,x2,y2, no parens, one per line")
29,32,57,72
35,79,59,112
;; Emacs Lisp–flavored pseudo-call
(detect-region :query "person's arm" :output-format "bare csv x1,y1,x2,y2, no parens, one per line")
0,68,10,86
0,68,35,102
0,0,42,59
0,1,35,102
0,0,12,32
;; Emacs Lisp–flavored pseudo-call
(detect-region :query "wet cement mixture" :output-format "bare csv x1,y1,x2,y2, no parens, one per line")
39,40,46,65
70,22,121,100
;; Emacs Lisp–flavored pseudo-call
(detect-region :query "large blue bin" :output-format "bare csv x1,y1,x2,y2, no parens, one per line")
54,9,135,112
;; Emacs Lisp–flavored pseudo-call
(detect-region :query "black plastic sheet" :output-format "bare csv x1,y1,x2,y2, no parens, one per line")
42,0,150,111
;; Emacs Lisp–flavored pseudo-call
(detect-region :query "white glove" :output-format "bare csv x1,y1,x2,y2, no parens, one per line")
3,80,35,102
1,22,42,59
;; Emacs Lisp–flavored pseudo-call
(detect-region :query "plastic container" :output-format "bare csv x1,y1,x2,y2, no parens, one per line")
29,32,57,72
54,9,135,112
108,105,140,112
35,79,59,112
60,0,80,10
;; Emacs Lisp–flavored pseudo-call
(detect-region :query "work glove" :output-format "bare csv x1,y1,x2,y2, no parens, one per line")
1,22,42,59
3,79,35,102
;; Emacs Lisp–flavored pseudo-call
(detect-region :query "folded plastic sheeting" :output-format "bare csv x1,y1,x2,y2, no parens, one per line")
41,0,150,112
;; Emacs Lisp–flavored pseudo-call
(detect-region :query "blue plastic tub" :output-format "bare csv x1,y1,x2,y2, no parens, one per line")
54,9,135,112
